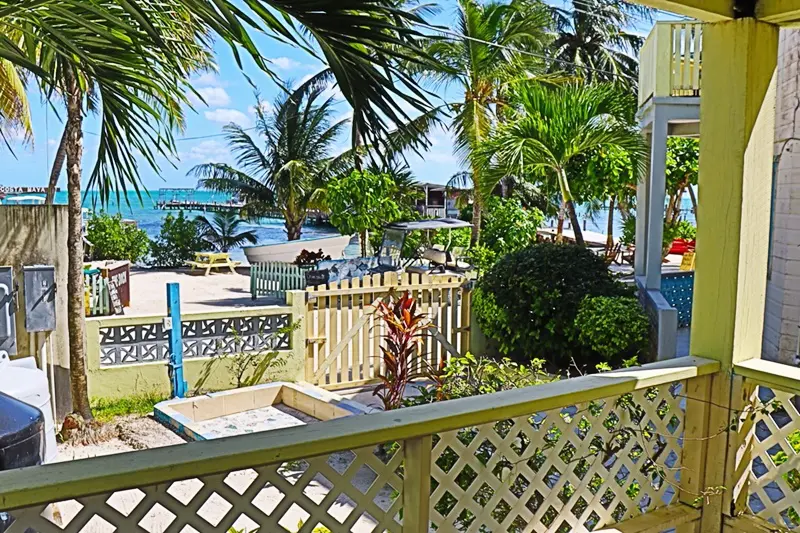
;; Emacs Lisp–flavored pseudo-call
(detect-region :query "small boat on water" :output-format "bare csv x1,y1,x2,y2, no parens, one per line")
243,234,354,264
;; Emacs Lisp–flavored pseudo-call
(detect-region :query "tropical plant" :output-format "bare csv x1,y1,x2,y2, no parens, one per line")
149,212,204,268
548,0,652,84
3,0,440,418
665,137,699,225
473,242,630,368
420,0,553,244
325,170,402,257
373,291,432,411
0,54,31,144
192,77,348,241
86,213,150,263
575,295,650,364
294,249,330,267
195,212,257,253
487,82,647,246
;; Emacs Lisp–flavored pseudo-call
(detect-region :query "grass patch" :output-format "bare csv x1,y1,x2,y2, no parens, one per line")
91,391,167,422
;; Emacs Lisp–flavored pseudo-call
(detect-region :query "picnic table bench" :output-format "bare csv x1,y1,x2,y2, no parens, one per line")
185,252,241,275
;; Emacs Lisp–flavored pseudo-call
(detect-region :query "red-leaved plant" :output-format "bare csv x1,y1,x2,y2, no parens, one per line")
373,290,432,410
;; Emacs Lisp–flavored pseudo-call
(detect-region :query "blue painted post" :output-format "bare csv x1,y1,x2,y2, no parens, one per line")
167,283,187,398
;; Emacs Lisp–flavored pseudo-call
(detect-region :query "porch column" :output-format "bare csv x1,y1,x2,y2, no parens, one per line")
634,132,651,280
645,111,669,290
690,18,778,531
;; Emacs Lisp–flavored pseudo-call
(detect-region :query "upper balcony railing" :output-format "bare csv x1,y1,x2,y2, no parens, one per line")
638,21,703,108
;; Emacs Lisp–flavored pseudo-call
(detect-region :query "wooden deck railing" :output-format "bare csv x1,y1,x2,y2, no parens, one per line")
638,21,703,107
0,357,718,533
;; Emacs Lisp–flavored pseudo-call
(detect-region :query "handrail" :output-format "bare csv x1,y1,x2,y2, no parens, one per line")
0,356,719,511
734,358,800,394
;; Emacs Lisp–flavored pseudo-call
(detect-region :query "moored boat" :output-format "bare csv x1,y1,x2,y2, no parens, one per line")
243,234,354,264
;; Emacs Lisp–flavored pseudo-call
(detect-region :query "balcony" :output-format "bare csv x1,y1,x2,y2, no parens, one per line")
639,21,703,108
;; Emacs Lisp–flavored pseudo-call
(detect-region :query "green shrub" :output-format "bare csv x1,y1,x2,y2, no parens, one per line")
86,213,150,263
148,211,204,268
674,220,697,240
91,391,167,422
575,296,650,365
480,196,543,258
473,243,630,369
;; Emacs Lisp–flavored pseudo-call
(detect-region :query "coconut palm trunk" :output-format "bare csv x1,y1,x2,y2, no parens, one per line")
558,168,584,246
64,68,92,419
45,126,67,204
606,195,616,250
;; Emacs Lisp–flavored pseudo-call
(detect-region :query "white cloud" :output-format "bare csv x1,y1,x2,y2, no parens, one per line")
204,108,252,127
188,87,231,108
180,139,232,164
190,72,224,87
269,56,303,71
47,138,59,147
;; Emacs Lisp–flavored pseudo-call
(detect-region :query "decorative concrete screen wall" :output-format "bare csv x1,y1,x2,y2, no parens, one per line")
85,301,305,399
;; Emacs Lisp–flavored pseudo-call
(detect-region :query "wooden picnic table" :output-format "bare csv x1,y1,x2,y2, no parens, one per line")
185,252,241,275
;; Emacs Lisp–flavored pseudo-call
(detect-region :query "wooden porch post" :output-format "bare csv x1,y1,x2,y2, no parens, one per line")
689,18,778,532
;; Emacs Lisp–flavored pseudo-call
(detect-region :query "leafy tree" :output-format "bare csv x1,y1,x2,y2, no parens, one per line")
192,75,348,241
487,82,646,246
548,0,652,85
665,137,699,225
419,0,553,244
325,170,402,257
2,0,441,418
86,213,150,263
584,145,638,249
195,212,258,253
149,212,204,269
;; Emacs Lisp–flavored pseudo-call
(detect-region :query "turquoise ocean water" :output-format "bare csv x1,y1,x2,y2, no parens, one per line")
49,190,338,264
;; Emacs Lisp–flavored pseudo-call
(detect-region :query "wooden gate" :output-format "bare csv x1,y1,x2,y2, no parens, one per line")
305,272,471,389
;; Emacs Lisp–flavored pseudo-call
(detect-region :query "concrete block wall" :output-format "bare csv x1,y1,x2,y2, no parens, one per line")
764,29,800,365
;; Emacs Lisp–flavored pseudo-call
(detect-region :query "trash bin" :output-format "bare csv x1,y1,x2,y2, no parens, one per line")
0,391,44,531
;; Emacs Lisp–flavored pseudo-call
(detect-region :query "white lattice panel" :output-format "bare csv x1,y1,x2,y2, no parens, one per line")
429,382,686,532
4,443,404,533
748,386,800,529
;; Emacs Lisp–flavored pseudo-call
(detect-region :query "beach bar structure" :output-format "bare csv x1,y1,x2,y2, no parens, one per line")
10,4,800,533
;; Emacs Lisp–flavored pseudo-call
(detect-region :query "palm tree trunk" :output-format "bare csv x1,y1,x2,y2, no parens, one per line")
470,198,482,246
360,229,368,257
557,168,584,246
556,200,565,242
64,68,92,419
285,213,303,241
45,125,68,204
687,185,698,215
606,195,616,250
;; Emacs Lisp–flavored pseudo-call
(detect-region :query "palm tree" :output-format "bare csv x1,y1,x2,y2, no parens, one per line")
0,59,31,144
420,0,552,244
2,0,440,418
487,82,647,246
196,212,258,252
191,75,348,241
548,0,652,85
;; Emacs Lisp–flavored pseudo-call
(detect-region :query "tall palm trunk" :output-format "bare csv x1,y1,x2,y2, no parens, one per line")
687,185,698,215
286,213,303,241
45,126,68,204
471,198,482,246
64,68,92,419
606,195,616,250
557,168,584,246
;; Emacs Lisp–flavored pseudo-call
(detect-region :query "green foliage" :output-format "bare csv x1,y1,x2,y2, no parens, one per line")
195,211,258,252
666,137,699,190
480,196,544,258
86,213,150,263
575,296,650,364
327,170,401,235
620,216,636,246
674,220,697,240
474,243,631,368
408,353,557,406
90,391,167,423
326,170,402,255
148,211,204,268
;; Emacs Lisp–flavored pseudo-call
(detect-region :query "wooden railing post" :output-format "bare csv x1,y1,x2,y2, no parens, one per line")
286,290,309,382
403,435,432,533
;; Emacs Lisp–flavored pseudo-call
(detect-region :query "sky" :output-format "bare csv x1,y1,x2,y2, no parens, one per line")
0,1,677,192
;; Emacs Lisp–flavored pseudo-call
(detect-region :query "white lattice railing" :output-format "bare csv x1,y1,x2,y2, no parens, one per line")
735,359,800,530
0,357,717,533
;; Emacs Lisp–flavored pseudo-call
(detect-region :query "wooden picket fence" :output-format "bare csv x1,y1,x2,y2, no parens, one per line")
304,272,471,390
84,273,111,317
250,261,308,300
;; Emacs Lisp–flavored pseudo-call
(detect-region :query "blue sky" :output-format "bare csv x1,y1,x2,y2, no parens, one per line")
1,1,674,192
